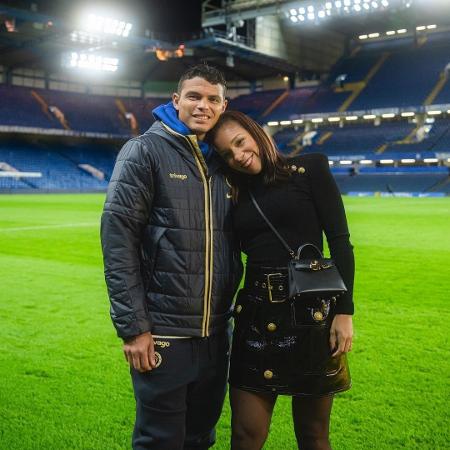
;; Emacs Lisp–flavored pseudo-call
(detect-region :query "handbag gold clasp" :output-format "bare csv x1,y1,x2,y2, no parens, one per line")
310,260,321,271
266,273,285,303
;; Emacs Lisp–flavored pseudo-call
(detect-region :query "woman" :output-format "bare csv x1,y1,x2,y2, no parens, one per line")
208,111,354,450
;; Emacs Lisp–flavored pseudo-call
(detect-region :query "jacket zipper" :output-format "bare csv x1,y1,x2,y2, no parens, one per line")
160,124,213,337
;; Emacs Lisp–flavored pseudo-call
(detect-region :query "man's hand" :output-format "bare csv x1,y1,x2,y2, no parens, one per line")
329,314,353,357
123,332,156,372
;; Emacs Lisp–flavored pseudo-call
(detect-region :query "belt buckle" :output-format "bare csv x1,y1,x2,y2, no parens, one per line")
266,273,285,303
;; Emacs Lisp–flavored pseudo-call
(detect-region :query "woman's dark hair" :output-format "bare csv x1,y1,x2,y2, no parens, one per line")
208,110,290,186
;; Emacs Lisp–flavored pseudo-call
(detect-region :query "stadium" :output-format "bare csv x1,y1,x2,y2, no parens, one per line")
0,0,449,449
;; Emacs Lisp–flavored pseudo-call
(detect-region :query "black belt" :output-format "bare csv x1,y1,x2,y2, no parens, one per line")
244,267,289,303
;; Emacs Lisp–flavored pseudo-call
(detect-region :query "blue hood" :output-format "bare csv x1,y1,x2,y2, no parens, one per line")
153,102,212,158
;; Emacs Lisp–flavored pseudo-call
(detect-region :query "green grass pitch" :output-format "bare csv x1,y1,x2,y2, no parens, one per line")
0,194,449,449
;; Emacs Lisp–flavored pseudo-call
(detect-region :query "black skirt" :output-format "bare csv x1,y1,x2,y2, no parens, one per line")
229,270,351,396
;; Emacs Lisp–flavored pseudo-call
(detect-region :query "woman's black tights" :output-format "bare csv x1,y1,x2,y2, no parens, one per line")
230,387,333,450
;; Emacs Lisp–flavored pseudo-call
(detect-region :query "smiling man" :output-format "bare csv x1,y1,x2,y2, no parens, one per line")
101,64,242,449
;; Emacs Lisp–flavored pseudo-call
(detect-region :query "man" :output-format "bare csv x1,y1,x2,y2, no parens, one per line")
101,64,242,449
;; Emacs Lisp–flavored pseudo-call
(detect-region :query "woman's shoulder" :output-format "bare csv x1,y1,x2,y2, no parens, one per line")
286,152,330,173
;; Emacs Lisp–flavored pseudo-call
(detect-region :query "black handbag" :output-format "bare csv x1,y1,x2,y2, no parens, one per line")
249,191,347,300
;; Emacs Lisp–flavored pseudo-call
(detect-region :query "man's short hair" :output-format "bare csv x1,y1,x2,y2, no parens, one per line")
177,64,227,97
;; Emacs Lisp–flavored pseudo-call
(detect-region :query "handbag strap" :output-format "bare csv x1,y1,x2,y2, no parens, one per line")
249,190,296,259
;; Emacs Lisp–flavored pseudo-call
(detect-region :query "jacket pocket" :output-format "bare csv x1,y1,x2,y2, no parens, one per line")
142,226,167,280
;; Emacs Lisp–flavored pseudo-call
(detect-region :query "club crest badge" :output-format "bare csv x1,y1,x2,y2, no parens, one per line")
154,351,162,368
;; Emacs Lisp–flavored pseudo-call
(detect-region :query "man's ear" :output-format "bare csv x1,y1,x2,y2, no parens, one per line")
222,98,228,113
172,92,180,111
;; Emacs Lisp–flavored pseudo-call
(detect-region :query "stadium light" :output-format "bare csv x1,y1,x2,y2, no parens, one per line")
81,13,133,37
380,159,394,164
427,110,442,115
427,24,437,29
382,113,396,118
340,160,353,165
368,32,380,38
397,29,407,33
359,34,368,39
424,158,438,163
312,118,324,123
280,120,292,125
63,52,119,72
401,158,416,163
363,114,377,119
328,117,341,122
360,159,373,164
328,160,334,165
345,115,358,121
267,121,279,126
416,25,426,31
401,112,415,117
386,30,396,35
292,119,304,124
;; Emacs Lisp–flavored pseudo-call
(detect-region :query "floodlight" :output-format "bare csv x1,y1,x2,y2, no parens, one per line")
360,160,373,164
307,12,315,20
280,120,292,125
381,0,389,5
335,1,342,8
416,25,426,31
427,24,437,29
299,15,305,21
344,0,351,6
363,3,370,9
292,119,304,124
64,52,119,72
401,112,415,117
340,160,352,165
401,159,415,163
290,16,298,22
371,1,379,8
427,110,442,115
354,0,361,3
354,5,362,11
267,121,279,126
81,12,132,38
345,116,358,120
299,7,306,14
368,32,380,38
328,117,341,122
386,30,396,35
326,9,332,15
325,2,333,9
290,8,297,15
318,10,326,18
424,158,438,163
397,29,407,33
307,5,315,12
380,159,394,164
381,113,396,118
359,34,368,39
329,161,334,165
363,114,376,119
312,118,324,123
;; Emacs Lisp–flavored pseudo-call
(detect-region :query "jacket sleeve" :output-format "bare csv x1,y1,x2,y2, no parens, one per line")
307,154,355,315
101,138,154,339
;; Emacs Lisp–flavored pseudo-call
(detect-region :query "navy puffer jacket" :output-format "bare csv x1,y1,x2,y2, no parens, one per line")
101,121,242,339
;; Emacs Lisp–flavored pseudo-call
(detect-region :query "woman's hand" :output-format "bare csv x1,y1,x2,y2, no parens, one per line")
329,314,353,357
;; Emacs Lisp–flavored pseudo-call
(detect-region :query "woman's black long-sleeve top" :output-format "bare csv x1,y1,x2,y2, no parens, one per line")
233,153,355,314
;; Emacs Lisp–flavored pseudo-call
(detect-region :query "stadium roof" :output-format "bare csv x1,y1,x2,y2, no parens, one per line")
1,0,450,83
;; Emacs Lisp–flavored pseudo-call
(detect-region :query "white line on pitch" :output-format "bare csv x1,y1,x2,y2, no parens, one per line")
0,222,98,232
